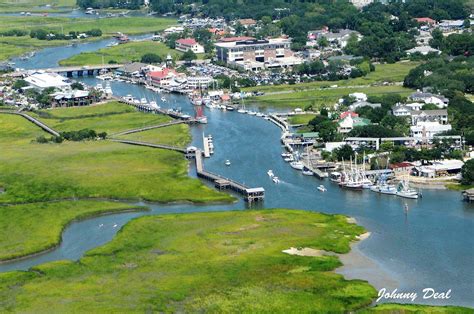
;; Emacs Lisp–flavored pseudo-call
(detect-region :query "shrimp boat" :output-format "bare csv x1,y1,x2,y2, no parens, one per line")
195,105,208,124
317,185,327,192
339,157,363,190
396,179,419,199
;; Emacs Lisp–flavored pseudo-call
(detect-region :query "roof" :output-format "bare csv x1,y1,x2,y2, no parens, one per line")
415,17,436,24
390,162,414,169
217,36,254,43
176,38,197,46
117,62,147,73
147,68,178,79
406,46,440,54
340,111,359,119
353,117,371,127
238,18,257,26
412,109,448,116
24,72,70,89
300,132,319,138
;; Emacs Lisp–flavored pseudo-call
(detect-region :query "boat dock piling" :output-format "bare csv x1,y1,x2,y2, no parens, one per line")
194,150,264,203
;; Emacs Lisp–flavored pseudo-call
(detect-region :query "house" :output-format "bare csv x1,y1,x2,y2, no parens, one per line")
410,121,452,138
390,162,415,175
392,105,412,117
439,20,467,32
350,0,373,9
51,89,92,107
163,26,185,35
320,29,362,48
406,46,441,56
115,62,147,77
146,68,182,87
24,71,71,90
186,76,213,89
414,17,436,26
237,18,257,28
349,100,381,111
175,38,205,54
409,91,449,108
411,109,449,125
405,102,424,111
349,92,367,102
338,115,371,133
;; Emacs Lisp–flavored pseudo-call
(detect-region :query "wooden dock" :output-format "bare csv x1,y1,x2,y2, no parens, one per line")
462,188,474,202
301,160,328,179
117,98,196,122
109,139,187,153
111,120,185,136
194,150,264,203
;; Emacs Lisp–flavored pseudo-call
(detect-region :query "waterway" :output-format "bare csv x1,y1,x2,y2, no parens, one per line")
2,39,474,307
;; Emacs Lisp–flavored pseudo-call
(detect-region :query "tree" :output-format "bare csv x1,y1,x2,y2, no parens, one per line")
334,144,354,161
181,50,197,62
13,79,28,90
71,82,84,90
461,159,474,185
429,29,444,50
141,53,162,64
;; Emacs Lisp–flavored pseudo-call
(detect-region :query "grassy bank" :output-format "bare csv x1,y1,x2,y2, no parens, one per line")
0,200,146,261
59,40,182,66
244,62,419,94
0,209,379,312
366,303,473,313
288,114,317,125
0,16,176,61
117,124,192,148
249,85,412,109
0,107,232,204
445,183,474,191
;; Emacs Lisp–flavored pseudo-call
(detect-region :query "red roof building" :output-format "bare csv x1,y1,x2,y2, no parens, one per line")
218,36,254,43
175,38,204,54
146,68,181,87
339,111,359,119
414,17,436,25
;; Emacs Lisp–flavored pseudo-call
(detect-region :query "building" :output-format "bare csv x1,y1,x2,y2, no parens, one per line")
338,115,371,133
320,29,362,48
406,46,441,56
350,0,374,9
237,18,257,28
414,17,436,26
410,121,452,138
115,62,147,77
409,91,449,108
51,90,92,107
413,160,464,178
349,100,381,111
146,68,182,87
215,37,301,70
392,105,412,117
24,71,71,90
186,76,214,89
175,38,205,54
411,109,449,125
390,162,415,175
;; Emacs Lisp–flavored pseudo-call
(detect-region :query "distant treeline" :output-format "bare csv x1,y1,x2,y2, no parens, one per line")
37,129,107,144
77,0,142,9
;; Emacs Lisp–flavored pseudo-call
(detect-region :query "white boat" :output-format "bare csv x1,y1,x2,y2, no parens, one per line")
149,101,159,109
256,112,265,117
140,98,148,105
97,74,113,81
302,169,313,176
272,176,280,184
225,160,231,166
290,161,304,170
317,185,327,192
284,156,294,162
237,109,247,114
281,153,292,158
196,116,208,124
247,111,257,115
226,106,235,111
267,170,274,177
396,180,419,199
371,184,397,195
161,97,167,102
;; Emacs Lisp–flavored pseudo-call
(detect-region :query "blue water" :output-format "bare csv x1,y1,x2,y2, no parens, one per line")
1,41,473,308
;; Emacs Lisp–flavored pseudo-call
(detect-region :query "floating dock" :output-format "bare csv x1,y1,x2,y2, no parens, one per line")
194,149,264,203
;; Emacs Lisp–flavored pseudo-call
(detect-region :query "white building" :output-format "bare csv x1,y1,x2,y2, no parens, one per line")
186,76,214,89
410,121,452,138
409,91,449,108
24,71,71,90
350,0,374,9
406,46,441,56
175,38,205,54
411,109,449,125
392,105,412,117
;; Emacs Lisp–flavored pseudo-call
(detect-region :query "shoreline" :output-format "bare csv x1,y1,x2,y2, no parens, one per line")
336,217,399,292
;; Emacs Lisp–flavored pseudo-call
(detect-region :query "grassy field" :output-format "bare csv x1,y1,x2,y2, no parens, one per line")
0,200,146,261
0,16,176,61
366,304,473,313
288,114,317,125
117,124,192,148
0,209,380,312
31,101,173,134
244,62,419,94
0,0,75,13
59,41,183,66
0,107,232,205
250,85,412,109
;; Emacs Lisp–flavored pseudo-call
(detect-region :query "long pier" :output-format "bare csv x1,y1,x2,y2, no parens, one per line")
109,139,187,153
194,150,264,203
0,110,60,137
117,98,197,122
111,120,185,136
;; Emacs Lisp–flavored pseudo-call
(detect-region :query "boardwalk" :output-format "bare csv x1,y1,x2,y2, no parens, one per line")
194,150,264,202
116,98,196,122
0,111,60,137
12,64,123,77
111,120,185,136
109,139,186,153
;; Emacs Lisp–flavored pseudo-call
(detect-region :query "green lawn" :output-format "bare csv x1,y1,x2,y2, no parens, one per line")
0,0,76,13
365,303,473,313
288,114,317,125
0,200,146,261
59,40,183,66
31,101,173,134
244,62,419,94
249,85,412,109
0,209,379,312
0,16,176,61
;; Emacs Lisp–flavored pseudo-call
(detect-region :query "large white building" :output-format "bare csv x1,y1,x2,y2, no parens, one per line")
175,38,205,54
24,71,71,90
410,121,452,139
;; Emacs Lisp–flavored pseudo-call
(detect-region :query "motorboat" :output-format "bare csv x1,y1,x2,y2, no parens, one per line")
371,184,397,195
329,171,341,183
149,101,159,109
226,106,235,111
196,116,208,124
97,74,113,81
284,156,294,162
317,185,327,192
161,97,167,102
341,182,363,190
302,168,313,176
256,112,265,117
247,111,257,115
272,176,280,184
290,161,304,170
225,160,231,166
267,170,274,177
140,98,148,105
237,109,247,114
281,153,292,158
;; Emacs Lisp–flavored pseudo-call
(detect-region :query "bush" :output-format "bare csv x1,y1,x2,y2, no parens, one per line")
141,53,162,64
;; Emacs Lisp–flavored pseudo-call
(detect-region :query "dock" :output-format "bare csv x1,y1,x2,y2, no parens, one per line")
111,120,185,136
462,188,474,202
11,64,123,77
301,160,329,179
117,98,197,122
194,149,264,203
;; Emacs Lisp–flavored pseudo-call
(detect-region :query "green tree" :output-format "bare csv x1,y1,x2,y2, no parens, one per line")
461,159,474,185
334,144,354,161
13,79,28,90
181,50,197,62
141,53,163,64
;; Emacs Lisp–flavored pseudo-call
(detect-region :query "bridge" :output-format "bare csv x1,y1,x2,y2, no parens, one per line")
0,110,60,137
13,64,123,77
194,149,264,203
